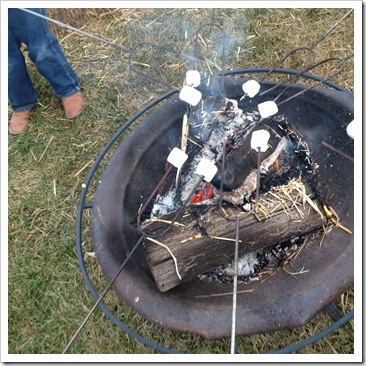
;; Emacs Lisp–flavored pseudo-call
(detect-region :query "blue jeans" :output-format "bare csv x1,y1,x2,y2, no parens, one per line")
8,8,80,112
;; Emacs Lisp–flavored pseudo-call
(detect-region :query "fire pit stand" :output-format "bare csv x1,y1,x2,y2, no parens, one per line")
77,69,354,353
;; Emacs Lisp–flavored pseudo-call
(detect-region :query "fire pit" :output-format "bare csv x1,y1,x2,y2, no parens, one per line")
91,70,353,339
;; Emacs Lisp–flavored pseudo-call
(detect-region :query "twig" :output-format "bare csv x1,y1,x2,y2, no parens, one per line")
282,266,309,278
74,159,94,177
195,289,254,298
38,136,54,161
150,218,185,227
30,148,37,161
331,218,352,234
209,235,242,243
146,237,182,280
180,233,203,243
187,136,204,148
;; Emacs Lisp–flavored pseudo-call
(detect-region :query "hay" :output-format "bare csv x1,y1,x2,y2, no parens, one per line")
47,8,122,37
47,8,131,37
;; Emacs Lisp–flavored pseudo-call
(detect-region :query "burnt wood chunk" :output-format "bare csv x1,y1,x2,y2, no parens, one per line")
142,183,326,292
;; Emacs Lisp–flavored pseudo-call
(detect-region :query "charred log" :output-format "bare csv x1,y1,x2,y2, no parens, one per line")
142,180,326,292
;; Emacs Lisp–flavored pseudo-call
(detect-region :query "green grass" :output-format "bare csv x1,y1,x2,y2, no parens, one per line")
7,8,355,356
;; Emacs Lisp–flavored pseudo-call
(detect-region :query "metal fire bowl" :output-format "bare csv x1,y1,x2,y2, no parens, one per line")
92,74,354,339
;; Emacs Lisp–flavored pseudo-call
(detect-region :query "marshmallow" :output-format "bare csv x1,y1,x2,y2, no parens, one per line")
196,158,218,182
346,120,355,139
257,101,278,118
251,129,271,152
242,80,260,98
167,147,188,169
186,70,201,87
179,85,202,106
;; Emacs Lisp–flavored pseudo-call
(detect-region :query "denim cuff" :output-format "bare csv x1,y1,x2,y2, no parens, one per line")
11,103,35,113
56,86,81,99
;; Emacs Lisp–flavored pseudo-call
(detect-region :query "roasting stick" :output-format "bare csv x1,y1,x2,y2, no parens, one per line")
230,217,240,354
229,133,267,353
18,9,203,91
258,9,353,88
62,235,145,353
253,148,262,211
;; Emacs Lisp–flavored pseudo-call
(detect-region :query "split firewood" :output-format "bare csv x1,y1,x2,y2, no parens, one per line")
142,179,326,292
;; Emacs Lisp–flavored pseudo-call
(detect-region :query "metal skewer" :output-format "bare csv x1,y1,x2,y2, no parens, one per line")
18,8,205,91
62,235,145,353
253,148,262,212
257,9,354,100
230,216,240,354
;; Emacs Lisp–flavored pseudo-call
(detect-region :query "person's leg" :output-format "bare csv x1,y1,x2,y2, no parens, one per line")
17,9,81,97
8,24,36,134
9,9,84,118
8,26,38,111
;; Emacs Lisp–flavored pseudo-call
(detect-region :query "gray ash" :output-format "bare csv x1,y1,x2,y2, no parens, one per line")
198,235,305,284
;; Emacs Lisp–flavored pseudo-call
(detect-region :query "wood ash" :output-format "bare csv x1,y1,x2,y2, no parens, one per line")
197,235,305,284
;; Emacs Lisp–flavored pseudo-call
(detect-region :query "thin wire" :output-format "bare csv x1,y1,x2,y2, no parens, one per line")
218,140,237,222
18,8,203,91
258,47,316,84
321,141,354,162
276,57,347,106
253,148,262,211
218,140,242,353
310,9,354,49
128,41,198,90
136,164,174,231
18,8,131,53
260,55,348,98
230,217,240,354
63,234,145,354
258,9,353,88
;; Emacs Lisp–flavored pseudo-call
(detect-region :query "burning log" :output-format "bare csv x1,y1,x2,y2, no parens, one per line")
219,136,290,205
142,179,326,292
141,99,324,292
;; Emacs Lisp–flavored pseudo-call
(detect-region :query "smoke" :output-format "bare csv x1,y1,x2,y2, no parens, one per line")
121,9,250,92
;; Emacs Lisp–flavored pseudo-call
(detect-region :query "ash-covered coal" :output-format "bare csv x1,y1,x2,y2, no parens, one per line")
147,95,319,224
180,97,260,202
198,235,305,284
149,96,261,218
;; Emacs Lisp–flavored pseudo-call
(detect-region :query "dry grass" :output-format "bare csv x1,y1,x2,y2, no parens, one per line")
7,7,355,357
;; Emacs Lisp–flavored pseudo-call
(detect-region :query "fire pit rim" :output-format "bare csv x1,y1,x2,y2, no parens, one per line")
77,68,353,350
